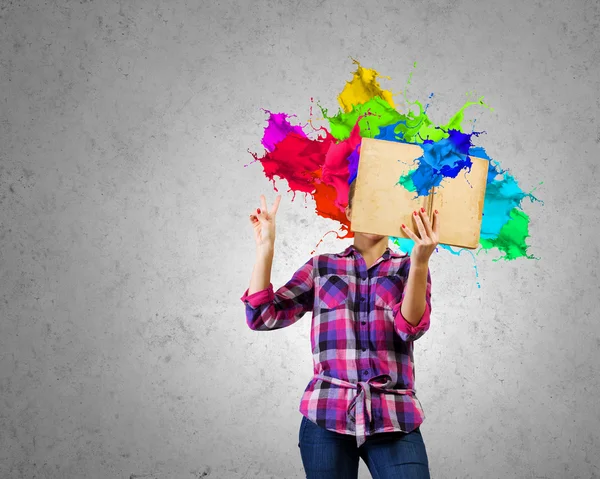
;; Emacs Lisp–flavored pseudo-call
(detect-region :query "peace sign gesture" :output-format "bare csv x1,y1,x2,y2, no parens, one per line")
401,208,440,266
249,194,282,251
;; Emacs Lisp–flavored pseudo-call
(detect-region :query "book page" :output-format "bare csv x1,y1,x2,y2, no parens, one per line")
431,156,489,249
351,138,427,238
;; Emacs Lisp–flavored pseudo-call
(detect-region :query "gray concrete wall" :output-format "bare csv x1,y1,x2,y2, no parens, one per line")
1,0,599,477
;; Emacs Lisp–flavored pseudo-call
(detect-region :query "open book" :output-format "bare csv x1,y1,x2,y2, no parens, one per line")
350,137,489,249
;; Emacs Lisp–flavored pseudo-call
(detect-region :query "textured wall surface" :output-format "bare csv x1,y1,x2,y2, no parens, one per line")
1,0,599,477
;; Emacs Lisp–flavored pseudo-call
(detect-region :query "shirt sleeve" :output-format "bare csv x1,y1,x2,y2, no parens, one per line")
392,263,432,342
240,257,314,331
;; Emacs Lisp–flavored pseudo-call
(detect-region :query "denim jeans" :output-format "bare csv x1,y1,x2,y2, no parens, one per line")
298,416,430,479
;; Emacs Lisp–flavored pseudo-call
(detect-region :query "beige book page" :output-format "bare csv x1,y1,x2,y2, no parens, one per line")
432,156,489,249
351,138,427,238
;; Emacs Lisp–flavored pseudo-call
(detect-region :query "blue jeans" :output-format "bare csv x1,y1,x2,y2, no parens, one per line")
298,416,430,479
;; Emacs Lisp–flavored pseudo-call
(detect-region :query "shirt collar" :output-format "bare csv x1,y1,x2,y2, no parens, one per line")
337,244,407,259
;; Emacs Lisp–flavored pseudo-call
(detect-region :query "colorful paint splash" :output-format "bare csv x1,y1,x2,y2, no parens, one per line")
248,59,541,262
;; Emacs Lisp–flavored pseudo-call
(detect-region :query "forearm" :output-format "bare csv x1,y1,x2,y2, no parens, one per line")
248,246,274,295
243,254,314,331
400,262,429,326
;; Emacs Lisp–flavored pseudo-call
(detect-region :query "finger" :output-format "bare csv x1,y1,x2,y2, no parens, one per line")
260,195,268,213
412,210,428,241
401,222,419,242
255,208,268,224
419,208,434,238
432,209,440,238
270,195,282,215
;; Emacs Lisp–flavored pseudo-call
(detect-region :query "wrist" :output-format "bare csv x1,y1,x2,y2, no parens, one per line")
410,260,429,272
256,244,274,259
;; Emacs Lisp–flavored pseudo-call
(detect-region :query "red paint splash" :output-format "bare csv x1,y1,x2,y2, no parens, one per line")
310,229,345,255
250,131,333,193
250,111,362,238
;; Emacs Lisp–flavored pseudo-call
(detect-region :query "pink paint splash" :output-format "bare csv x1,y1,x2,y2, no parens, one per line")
260,110,307,152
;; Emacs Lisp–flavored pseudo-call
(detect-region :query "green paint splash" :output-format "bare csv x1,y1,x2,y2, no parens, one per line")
319,97,403,141
479,208,538,261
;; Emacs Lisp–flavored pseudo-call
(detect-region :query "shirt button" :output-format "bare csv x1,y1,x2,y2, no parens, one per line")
362,348,366,352
360,297,365,302
363,370,368,376
361,321,366,325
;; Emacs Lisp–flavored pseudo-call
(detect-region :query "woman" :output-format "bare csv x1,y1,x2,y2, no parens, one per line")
241,182,438,479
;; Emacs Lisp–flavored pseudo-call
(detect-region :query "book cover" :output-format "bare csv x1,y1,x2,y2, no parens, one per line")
350,137,488,249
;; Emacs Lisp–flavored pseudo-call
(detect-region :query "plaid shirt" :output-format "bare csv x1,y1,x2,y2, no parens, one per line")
241,245,432,447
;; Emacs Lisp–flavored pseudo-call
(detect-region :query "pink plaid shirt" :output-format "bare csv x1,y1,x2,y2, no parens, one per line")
241,245,432,447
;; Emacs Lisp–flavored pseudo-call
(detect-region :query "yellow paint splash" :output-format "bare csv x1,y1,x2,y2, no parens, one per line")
337,59,395,113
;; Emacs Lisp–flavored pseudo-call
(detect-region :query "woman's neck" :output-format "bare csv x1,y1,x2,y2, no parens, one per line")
352,233,389,268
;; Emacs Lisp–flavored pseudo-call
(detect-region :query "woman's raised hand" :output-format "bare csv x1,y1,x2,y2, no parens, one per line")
401,208,440,266
249,194,282,252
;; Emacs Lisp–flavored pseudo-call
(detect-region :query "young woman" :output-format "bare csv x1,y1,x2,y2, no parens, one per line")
241,182,439,479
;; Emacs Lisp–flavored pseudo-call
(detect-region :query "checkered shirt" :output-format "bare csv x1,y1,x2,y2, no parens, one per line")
241,245,432,447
